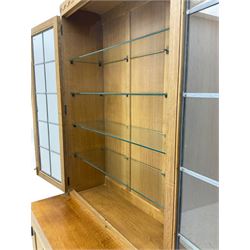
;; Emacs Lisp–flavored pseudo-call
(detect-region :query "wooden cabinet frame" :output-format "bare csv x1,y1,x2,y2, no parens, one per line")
31,1,186,249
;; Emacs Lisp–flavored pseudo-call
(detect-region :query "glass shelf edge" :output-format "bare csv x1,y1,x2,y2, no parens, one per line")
74,152,128,187
73,123,166,154
130,187,164,209
69,27,170,63
72,48,169,65
71,92,168,97
74,152,164,208
75,148,163,173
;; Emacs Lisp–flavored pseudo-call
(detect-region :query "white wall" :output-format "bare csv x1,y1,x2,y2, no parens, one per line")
0,1,62,249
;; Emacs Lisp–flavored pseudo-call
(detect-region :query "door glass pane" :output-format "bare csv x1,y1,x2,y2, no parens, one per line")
32,24,62,184
47,95,59,124
45,62,57,93
38,122,49,149
40,147,50,175
36,94,47,121
51,152,61,181
43,29,55,62
32,33,44,64
183,98,219,180
49,124,60,153
186,4,219,93
34,65,46,93
179,3,219,249
180,173,219,249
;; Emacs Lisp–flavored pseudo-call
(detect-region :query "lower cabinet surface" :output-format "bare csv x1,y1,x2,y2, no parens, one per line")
31,193,132,250
31,183,165,250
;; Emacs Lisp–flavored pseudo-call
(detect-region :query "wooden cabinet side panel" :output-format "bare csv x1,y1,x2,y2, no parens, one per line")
61,11,105,191
31,212,52,250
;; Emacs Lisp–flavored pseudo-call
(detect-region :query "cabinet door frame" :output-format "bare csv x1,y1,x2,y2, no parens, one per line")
31,16,66,191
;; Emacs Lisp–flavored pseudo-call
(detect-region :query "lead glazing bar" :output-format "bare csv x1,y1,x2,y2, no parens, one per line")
183,92,219,98
180,167,219,187
187,0,219,15
178,233,200,250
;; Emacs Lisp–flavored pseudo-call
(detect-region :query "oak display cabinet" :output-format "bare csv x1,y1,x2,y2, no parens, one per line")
31,1,185,249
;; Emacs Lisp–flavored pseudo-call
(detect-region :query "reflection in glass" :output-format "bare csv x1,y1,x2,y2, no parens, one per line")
75,148,164,208
34,65,45,92
32,33,44,64
179,3,219,249
183,98,219,180
38,122,49,148
187,4,219,92
40,147,50,175
33,27,62,183
74,120,165,154
51,152,61,181
45,62,57,93
190,0,206,8
49,124,60,153
131,159,164,207
43,29,55,62
70,27,169,64
47,95,59,124
36,94,47,121
180,173,219,249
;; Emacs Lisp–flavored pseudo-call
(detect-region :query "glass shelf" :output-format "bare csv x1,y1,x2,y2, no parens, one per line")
74,148,165,208
71,92,168,97
73,120,166,154
70,27,170,64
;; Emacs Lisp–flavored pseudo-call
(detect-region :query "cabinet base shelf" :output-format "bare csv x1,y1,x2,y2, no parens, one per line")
78,182,164,250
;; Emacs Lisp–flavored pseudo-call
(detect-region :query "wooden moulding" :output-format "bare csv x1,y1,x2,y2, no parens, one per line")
60,0,90,17
31,16,66,191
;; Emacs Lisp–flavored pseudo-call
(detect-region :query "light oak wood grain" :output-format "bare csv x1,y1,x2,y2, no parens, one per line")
60,0,89,17
79,184,164,249
61,11,105,191
32,1,186,249
32,193,130,249
163,0,185,249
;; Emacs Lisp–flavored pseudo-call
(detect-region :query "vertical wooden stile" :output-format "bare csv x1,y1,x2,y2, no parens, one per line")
163,0,185,249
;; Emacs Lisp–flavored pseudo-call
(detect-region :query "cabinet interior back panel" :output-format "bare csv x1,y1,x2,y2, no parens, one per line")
62,1,170,209
62,11,105,191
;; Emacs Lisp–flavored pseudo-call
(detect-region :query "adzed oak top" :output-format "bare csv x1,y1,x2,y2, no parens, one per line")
32,194,128,249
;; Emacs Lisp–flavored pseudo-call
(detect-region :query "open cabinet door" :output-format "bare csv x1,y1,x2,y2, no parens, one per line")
31,16,66,191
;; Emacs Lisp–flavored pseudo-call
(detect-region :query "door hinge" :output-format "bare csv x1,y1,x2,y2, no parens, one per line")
60,25,63,36
64,105,67,115
31,226,34,236
67,177,70,186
